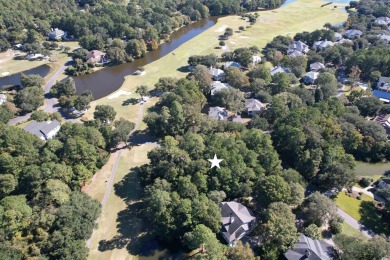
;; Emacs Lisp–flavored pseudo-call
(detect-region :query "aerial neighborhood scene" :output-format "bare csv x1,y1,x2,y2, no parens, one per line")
1,0,390,259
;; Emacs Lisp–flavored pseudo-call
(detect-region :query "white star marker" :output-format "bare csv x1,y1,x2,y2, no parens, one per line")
208,154,223,169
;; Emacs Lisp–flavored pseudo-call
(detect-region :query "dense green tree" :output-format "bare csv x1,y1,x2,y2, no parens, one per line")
135,85,149,99
226,240,259,260
0,174,17,197
14,86,45,113
256,175,291,207
191,65,213,94
262,202,298,251
20,74,44,88
0,106,14,124
0,195,32,238
355,97,382,117
301,192,338,226
51,79,76,97
302,224,322,239
225,67,249,89
106,46,128,64
93,105,116,124
213,88,244,114
110,118,135,147
315,72,338,100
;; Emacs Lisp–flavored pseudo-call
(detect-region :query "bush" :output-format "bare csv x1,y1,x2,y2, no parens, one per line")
31,110,50,122
219,41,225,46
356,196,362,200
329,221,343,234
358,191,363,195
239,26,245,31
359,177,373,187
302,224,322,240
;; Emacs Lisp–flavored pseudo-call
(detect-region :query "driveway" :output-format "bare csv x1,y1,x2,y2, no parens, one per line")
337,208,375,238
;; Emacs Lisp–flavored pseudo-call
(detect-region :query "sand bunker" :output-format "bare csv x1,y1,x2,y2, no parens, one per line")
214,25,227,33
107,90,131,99
240,36,250,39
1,72,10,76
230,41,237,45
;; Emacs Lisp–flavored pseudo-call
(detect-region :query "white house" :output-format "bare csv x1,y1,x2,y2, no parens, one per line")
24,120,61,141
310,62,325,72
303,71,319,85
375,17,390,25
344,29,363,39
270,66,291,76
378,77,390,92
48,28,66,41
208,106,228,120
220,201,256,247
252,55,261,64
0,94,7,105
245,98,266,116
377,34,390,44
313,39,334,51
288,41,309,54
209,67,225,81
211,81,231,96
334,32,343,41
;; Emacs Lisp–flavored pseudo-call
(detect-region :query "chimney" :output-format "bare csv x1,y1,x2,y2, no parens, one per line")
229,214,234,223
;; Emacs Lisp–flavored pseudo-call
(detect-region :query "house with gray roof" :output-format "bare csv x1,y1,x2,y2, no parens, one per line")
270,66,291,76
303,71,319,85
208,106,228,121
211,81,231,96
378,76,390,92
284,234,334,260
334,32,343,41
224,61,241,69
288,41,309,54
220,201,256,247
378,177,390,189
245,98,266,116
344,29,363,39
209,67,225,81
375,17,390,25
313,40,334,51
377,34,390,44
48,28,66,40
24,120,61,141
288,50,305,57
310,62,325,72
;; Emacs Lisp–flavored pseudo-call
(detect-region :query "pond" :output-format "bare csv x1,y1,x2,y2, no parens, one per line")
355,161,390,177
0,64,51,88
73,17,218,99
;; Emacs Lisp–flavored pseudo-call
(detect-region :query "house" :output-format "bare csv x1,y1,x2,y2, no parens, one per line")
211,81,231,96
48,28,65,41
25,54,45,60
209,67,225,81
14,44,23,50
357,82,369,91
378,177,390,189
68,107,85,118
24,120,61,141
288,41,309,54
336,38,353,45
270,66,291,76
377,77,390,92
344,29,363,39
313,39,334,51
224,61,241,69
288,50,305,57
252,55,261,64
373,90,390,103
284,234,334,260
377,34,390,44
86,50,108,64
208,106,228,120
303,71,319,85
375,17,390,25
334,32,343,41
245,98,266,116
310,62,325,72
220,201,256,247
0,94,7,105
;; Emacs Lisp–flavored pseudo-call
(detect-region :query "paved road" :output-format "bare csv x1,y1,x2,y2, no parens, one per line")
86,102,146,248
7,59,71,125
337,208,375,238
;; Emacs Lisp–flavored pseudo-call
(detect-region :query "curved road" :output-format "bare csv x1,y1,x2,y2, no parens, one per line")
7,59,71,125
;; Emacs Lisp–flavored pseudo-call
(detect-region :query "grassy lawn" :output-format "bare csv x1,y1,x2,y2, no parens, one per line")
342,222,363,237
355,161,390,177
84,0,347,123
336,192,390,235
87,144,159,260
336,192,374,220
355,175,383,189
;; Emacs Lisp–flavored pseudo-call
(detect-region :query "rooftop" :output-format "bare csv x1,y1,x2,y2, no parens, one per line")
24,120,61,140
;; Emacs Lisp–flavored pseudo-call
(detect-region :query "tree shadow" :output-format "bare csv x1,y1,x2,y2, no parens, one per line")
177,66,190,73
129,131,157,146
359,201,390,236
122,98,138,106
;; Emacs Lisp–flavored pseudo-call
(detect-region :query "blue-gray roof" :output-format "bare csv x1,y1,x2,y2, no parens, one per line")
373,90,390,101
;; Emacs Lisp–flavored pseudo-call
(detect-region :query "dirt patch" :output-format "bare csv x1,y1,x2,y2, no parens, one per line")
214,25,228,33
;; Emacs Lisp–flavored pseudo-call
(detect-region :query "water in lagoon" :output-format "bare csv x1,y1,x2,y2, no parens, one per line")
74,17,218,100
0,64,51,88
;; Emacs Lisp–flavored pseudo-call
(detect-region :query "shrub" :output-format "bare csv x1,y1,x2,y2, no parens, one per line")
302,224,322,240
359,177,372,187
358,191,363,195
219,41,225,46
329,221,343,234
356,196,362,200
239,26,245,31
